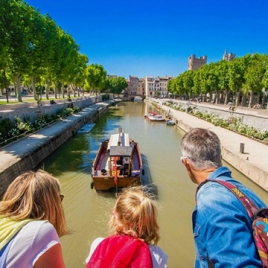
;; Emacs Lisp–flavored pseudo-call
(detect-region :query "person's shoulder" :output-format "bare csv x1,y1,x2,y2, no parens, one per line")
149,245,168,268
149,244,167,256
86,237,104,263
197,180,238,206
23,220,54,232
21,220,59,241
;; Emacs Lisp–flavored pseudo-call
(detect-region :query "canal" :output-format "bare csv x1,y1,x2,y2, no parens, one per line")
41,101,268,267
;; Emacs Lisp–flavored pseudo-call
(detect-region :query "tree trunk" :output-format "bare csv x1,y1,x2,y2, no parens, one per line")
45,79,50,100
15,75,22,102
214,91,219,104
235,91,240,106
31,77,37,100
248,90,253,108
2,71,9,103
62,81,65,98
256,93,260,105
54,82,58,99
241,93,247,106
224,90,229,105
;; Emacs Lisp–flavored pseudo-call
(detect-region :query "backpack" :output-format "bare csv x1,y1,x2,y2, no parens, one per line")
86,235,153,268
202,179,268,267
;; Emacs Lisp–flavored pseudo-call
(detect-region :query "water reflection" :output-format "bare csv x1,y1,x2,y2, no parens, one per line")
41,101,267,268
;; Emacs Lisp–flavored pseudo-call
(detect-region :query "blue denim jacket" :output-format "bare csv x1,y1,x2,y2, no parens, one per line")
193,166,266,268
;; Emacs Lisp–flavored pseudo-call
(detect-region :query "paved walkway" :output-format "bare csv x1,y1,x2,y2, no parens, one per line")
155,99,268,192
0,102,109,176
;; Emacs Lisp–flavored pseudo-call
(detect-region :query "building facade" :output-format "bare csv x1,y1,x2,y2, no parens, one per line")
188,54,207,70
124,76,145,100
144,76,172,98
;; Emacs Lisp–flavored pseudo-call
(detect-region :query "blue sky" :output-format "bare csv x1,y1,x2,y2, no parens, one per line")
26,0,268,79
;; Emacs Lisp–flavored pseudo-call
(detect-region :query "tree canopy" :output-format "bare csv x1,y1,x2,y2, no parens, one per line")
168,53,268,108
0,0,90,101
108,77,127,95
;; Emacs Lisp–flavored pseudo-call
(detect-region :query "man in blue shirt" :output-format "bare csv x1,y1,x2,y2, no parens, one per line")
180,128,266,267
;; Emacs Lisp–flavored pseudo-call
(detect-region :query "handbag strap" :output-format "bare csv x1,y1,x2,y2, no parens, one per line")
202,179,258,219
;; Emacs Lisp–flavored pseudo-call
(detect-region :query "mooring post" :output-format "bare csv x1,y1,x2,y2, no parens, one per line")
240,143,245,154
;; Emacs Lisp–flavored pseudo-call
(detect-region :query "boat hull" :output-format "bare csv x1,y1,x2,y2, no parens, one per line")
92,175,141,191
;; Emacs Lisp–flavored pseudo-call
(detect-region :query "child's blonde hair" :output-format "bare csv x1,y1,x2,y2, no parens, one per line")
108,186,160,245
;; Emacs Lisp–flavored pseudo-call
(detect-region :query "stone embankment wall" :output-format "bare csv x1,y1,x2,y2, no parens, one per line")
0,96,102,122
176,101,268,131
0,99,110,198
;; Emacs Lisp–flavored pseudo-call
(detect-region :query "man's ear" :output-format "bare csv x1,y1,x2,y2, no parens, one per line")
183,160,192,172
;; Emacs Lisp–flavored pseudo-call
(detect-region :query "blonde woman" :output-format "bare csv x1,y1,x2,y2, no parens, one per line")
0,170,69,268
86,186,168,268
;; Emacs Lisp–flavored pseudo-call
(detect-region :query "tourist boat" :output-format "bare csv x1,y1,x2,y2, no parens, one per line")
91,128,144,191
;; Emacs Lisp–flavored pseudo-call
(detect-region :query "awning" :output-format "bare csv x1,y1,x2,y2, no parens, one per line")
108,133,130,149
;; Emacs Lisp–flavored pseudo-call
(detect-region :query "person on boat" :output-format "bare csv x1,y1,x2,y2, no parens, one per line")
86,186,168,268
180,128,266,267
0,169,69,268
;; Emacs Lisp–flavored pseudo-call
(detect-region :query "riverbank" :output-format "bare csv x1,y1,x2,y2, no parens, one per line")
0,100,113,198
146,98,268,192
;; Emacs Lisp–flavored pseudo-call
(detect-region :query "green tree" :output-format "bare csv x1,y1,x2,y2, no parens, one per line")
216,60,230,104
228,54,251,106
85,64,107,94
108,77,127,95
3,0,33,102
243,53,268,107
71,54,88,97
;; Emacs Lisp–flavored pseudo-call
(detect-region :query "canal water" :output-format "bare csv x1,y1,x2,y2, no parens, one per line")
41,101,268,268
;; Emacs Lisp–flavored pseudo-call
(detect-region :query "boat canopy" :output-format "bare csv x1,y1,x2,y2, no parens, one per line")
110,146,133,157
108,133,130,149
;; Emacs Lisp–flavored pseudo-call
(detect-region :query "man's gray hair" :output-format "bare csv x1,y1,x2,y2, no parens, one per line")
181,128,222,170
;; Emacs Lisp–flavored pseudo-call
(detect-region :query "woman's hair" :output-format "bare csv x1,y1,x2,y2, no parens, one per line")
108,186,160,245
0,169,69,237
181,128,222,170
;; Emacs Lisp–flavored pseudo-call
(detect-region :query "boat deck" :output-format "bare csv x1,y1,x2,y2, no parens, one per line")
94,147,141,178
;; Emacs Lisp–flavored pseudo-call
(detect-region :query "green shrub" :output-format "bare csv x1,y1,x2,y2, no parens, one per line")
15,117,33,133
34,118,47,129
0,118,14,140
8,128,20,137
246,126,257,137
73,106,81,113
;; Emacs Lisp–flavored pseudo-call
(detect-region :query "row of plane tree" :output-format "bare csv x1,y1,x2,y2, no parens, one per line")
167,53,268,108
0,0,127,102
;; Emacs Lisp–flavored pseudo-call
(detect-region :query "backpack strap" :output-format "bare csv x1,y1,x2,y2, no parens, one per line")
198,179,258,219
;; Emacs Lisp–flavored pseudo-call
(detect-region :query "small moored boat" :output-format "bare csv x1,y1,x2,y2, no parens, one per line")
91,128,144,191
77,123,95,133
144,111,158,119
147,114,165,121
166,120,176,126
